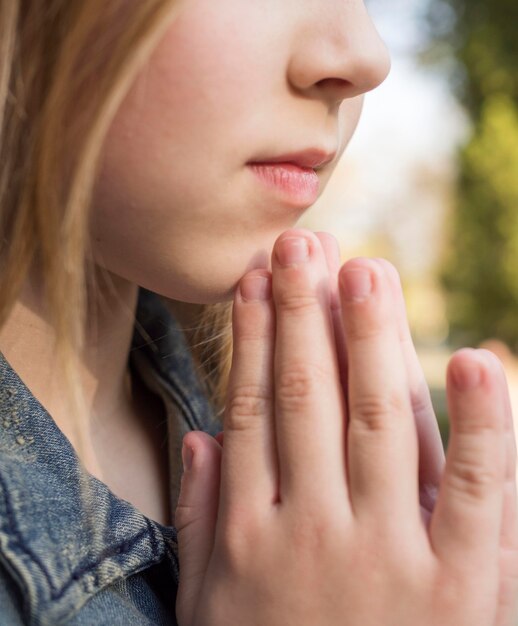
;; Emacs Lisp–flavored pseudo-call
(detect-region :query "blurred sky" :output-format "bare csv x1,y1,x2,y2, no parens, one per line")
359,0,468,183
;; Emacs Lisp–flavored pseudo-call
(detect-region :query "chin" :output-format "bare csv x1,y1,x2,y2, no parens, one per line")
134,225,291,305
137,264,255,307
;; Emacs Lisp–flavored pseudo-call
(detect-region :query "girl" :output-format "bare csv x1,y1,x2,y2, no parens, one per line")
0,1,517,624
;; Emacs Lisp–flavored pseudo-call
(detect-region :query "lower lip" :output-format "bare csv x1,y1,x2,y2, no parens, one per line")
248,162,320,207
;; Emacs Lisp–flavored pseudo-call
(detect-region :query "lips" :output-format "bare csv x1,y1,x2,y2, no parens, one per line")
247,149,336,207
252,149,337,171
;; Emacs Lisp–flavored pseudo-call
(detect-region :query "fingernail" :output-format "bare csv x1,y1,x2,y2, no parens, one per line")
182,444,194,472
341,268,373,301
276,237,309,267
451,357,483,391
240,275,271,302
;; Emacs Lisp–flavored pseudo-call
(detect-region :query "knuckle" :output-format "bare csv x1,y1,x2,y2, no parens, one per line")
346,314,384,342
234,310,273,341
276,290,320,317
174,502,201,533
276,364,330,411
226,384,270,428
350,392,408,433
453,414,502,437
235,325,270,344
446,454,500,501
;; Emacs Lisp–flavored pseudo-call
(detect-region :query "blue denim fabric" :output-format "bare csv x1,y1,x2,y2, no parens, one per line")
0,289,220,625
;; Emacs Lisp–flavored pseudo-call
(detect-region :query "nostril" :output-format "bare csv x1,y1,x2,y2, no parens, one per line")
315,77,355,104
316,77,351,90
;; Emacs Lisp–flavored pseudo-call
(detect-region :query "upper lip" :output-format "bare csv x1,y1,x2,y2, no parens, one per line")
249,149,337,171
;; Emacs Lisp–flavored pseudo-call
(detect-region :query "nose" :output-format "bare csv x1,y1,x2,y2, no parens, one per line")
287,1,391,107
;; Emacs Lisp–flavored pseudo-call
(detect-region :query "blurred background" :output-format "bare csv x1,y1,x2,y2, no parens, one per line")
300,0,518,451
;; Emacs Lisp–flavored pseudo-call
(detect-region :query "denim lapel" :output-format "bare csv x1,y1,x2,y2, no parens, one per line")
0,351,176,625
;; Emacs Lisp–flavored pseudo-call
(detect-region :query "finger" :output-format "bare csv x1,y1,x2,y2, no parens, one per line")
339,258,420,522
498,363,518,548
430,349,506,566
272,229,348,506
316,232,348,397
496,364,518,626
219,270,278,515
376,259,445,513
176,432,222,626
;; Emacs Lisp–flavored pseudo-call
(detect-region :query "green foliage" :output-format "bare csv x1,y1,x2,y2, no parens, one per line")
427,0,518,114
427,0,518,349
442,95,518,348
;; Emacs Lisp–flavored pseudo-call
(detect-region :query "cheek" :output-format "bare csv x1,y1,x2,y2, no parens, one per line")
117,6,267,161
94,3,275,225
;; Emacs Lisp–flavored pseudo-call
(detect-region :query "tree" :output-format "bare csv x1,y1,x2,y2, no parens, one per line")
427,0,518,349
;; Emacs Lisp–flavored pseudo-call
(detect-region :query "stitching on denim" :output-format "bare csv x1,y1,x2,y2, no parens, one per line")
130,293,211,431
153,367,199,431
133,344,200,432
0,473,163,604
135,302,206,430
51,526,156,601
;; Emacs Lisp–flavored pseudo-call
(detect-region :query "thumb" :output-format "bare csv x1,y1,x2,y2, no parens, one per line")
175,430,222,626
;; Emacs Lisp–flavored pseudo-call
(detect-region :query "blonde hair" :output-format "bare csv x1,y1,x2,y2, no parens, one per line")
0,0,231,450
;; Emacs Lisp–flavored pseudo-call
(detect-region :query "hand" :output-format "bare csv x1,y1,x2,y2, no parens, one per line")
175,229,518,626
315,234,518,625
314,233,445,525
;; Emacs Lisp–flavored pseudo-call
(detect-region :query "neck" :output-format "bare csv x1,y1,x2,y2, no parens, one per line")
0,266,139,472
0,267,173,524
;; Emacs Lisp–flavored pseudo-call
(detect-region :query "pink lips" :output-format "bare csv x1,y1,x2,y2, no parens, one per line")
247,150,335,207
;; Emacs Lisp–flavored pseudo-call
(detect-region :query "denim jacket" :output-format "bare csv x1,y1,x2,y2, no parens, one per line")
0,289,220,625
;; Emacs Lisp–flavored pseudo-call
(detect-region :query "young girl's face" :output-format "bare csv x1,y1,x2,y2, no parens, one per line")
92,0,390,303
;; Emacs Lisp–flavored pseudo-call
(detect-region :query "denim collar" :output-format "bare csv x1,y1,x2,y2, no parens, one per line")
0,288,219,624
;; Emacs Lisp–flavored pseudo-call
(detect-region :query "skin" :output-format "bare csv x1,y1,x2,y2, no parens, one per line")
1,0,389,521
177,233,518,626
0,0,516,623
91,0,390,303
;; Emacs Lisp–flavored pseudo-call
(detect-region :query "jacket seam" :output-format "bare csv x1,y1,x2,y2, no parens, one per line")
0,472,161,602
